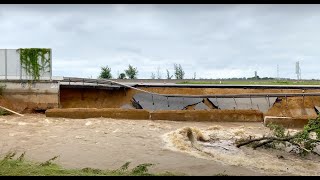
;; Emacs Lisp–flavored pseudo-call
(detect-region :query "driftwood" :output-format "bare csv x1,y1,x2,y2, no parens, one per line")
0,105,24,117
236,127,320,150
236,136,294,149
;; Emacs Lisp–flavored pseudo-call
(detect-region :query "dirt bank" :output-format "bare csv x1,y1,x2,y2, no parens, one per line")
46,108,150,120
0,96,39,113
265,96,320,118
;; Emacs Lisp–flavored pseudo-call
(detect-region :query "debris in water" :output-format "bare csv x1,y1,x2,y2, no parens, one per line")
162,126,320,176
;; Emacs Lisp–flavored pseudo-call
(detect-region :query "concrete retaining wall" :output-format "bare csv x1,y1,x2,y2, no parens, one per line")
1,81,59,110
150,110,263,122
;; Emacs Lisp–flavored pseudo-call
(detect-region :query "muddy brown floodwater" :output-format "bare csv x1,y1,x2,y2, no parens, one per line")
0,114,319,176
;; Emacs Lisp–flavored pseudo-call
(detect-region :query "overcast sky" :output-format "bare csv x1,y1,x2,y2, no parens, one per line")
0,4,319,79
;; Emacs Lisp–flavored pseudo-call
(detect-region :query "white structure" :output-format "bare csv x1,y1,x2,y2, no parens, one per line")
0,49,52,80
296,61,301,80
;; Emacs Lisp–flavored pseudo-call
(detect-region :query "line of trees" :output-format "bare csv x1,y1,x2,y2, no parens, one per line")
98,64,278,80
98,64,186,80
99,64,139,79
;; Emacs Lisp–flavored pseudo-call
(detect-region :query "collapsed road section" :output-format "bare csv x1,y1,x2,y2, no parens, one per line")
42,77,320,127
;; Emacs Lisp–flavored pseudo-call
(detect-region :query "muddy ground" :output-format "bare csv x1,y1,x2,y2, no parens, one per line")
1,114,320,176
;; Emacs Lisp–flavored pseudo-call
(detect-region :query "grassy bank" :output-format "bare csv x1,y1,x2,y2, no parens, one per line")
0,152,177,176
0,152,231,176
177,80,320,85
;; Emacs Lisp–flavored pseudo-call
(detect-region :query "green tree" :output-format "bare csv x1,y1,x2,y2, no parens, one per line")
174,64,185,79
99,66,112,79
125,65,138,79
118,73,126,79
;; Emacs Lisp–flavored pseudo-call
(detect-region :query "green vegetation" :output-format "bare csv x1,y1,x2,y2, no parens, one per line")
0,152,180,176
0,83,5,95
236,116,320,156
99,66,112,79
125,65,138,79
174,64,185,80
118,73,126,79
0,109,10,116
17,48,51,81
177,80,320,85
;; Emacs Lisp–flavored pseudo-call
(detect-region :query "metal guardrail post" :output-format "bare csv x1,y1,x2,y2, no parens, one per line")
250,95,253,109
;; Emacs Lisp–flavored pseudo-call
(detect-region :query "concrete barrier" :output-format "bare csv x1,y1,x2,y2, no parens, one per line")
46,108,263,122
150,109,263,122
46,108,150,120
264,116,310,128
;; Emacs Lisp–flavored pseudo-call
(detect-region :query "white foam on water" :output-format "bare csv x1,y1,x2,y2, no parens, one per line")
18,122,27,126
85,121,92,126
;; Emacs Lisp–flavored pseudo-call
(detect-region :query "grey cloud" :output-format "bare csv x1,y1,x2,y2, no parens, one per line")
0,4,319,79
